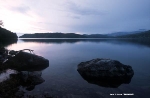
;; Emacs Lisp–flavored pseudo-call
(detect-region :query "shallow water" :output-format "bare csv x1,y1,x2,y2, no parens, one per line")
6,38,150,98
0,69,17,82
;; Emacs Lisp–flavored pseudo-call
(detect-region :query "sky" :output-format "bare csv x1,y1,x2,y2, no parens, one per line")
0,0,150,34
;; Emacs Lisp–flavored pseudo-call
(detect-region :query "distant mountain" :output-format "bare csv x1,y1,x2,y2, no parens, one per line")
84,34,111,38
118,30,150,38
106,30,146,37
19,33,110,38
0,27,18,39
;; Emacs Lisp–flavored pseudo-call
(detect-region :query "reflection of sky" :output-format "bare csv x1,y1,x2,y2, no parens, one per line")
7,39,150,65
7,42,53,55
7,39,150,73
0,69,17,82
7,42,40,50
5,39,150,97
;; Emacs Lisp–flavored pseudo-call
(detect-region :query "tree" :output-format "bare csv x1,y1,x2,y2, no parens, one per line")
0,20,4,27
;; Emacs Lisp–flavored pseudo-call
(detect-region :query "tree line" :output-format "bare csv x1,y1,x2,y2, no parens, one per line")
0,20,3,27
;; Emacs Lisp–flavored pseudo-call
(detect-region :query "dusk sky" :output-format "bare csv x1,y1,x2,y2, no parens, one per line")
0,0,150,34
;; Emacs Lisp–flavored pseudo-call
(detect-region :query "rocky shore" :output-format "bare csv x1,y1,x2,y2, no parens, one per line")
0,47,50,98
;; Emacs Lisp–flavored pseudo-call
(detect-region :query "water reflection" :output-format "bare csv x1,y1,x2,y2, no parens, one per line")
0,70,46,97
20,71,45,91
5,38,150,98
0,55,49,97
20,38,150,46
0,69,17,82
78,72,133,88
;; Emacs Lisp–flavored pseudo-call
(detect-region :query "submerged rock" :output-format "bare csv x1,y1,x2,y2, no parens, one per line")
77,58,134,88
0,48,49,97
20,71,45,91
0,70,46,97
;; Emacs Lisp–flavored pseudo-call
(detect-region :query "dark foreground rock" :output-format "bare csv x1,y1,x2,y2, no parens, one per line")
77,58,134,88
1,49,49,71
0,48,50,97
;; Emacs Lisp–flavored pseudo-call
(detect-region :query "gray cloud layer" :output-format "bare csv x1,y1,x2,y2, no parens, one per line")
1,0,150,34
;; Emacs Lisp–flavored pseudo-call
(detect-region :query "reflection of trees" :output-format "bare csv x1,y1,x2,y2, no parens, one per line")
21,39,97,44
21,38,150,48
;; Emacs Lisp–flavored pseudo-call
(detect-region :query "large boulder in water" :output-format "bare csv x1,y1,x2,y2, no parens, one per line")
77,58,134,88
3,51,49,71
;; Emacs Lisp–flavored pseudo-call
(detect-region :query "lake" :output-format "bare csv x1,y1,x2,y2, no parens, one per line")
5,38,150,98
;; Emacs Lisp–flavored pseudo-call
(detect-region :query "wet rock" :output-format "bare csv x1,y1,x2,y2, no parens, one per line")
3,51,49,71
77,58,134,88
9,50,17,55
24,71,44,85
0,48,8,64
0,70,46,97
15,90,25,97
0,48,49,97
0,73,20,98
20,71,45,91
0,47,6,54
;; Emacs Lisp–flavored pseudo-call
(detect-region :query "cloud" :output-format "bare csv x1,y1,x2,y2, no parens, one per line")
0,0,46,33
0,0,150,34
65,0,150,34
66,1,105,16
10,5,30,14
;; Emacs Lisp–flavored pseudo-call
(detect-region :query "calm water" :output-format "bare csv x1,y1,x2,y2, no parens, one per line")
6,39,150,98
